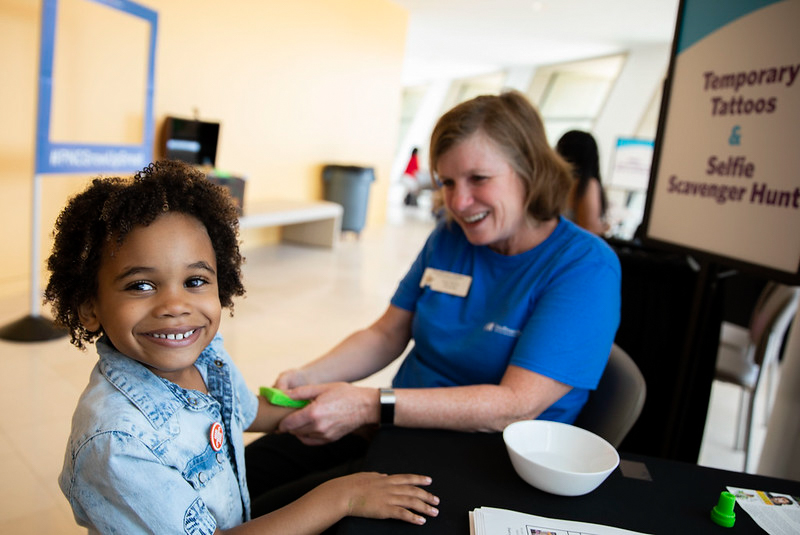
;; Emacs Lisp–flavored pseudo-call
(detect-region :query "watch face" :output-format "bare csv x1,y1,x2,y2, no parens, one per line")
379,389,395,426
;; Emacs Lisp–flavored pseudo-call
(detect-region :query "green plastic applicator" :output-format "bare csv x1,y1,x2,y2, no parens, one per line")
711,491,736,527
260,387,310,408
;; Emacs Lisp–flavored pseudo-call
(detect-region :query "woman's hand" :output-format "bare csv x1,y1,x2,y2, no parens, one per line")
273,368,311,390
323,472,439,525
278,383,379,445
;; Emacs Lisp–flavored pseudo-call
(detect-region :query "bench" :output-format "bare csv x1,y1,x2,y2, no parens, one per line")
239,199,343,248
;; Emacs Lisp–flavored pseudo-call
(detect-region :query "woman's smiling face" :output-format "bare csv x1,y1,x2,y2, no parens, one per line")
437,130,532,255
79,212,221,386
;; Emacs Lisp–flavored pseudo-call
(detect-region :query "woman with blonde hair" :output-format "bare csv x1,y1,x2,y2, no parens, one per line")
246,91,621,514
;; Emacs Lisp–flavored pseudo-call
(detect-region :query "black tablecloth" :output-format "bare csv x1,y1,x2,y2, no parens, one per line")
336,428,800,534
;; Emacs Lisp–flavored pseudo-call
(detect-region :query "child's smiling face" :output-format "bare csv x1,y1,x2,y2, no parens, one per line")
79,212,222,388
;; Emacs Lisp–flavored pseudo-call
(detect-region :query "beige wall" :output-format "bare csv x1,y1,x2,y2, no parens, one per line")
0,0,407,297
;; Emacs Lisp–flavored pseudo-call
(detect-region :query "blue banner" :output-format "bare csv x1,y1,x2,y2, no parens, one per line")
35,0,158,174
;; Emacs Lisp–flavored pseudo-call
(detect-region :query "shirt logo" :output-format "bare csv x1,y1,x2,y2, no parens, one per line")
484,322,521,338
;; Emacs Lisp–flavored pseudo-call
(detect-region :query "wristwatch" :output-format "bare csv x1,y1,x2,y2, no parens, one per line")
379,388,395,427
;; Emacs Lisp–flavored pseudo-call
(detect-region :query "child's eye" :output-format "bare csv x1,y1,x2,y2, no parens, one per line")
470,174,489,183
440,178,454,189
126,281,155,292
185,277,210,289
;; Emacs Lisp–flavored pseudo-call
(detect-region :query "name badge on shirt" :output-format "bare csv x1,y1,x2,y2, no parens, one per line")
420,267,472,297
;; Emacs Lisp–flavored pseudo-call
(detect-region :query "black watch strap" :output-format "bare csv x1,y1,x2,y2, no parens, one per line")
379,388,395,427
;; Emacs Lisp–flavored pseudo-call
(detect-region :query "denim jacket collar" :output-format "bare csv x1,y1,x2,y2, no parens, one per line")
96,334,224,430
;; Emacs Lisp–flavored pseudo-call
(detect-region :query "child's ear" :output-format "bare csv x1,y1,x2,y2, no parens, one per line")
77,301,100,332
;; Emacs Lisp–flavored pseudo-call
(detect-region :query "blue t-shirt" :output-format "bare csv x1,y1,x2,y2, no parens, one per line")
390,217,621,423
59,334,259,534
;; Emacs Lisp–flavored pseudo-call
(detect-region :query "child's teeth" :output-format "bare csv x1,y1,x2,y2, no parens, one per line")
153,329,195,340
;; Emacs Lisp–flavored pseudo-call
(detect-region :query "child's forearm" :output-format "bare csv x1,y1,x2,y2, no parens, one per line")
216,480,345,535
218,473,438,534
244,395,297,433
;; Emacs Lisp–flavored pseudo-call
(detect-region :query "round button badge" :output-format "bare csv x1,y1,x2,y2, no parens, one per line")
209,422,224,452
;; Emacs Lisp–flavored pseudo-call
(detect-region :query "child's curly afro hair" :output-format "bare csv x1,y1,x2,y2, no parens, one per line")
45,160,245,349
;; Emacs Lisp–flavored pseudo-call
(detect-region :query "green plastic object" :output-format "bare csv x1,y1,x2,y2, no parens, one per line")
711,491,736,528
259,387,310,408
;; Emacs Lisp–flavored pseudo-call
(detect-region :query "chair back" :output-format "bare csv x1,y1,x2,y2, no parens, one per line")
573,344,646,448
749,283,799,367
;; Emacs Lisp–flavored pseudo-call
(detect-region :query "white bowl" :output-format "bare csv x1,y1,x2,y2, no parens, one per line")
503,420,619,496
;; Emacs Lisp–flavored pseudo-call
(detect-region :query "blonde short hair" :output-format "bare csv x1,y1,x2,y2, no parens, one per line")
429,90,572,221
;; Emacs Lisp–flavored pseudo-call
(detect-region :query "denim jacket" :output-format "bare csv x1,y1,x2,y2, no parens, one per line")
59,334,259,534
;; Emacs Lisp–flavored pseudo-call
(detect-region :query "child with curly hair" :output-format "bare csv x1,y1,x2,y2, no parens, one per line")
46,160,438,534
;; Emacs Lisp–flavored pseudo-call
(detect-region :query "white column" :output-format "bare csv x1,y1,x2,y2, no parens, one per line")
757,307,800,480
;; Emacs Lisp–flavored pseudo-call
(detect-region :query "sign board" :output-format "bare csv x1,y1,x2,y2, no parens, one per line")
643,0,800,283
35,0,158,174
608,138,655,191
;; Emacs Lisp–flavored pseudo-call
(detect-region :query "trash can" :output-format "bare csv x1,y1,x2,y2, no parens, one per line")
322,164,375,234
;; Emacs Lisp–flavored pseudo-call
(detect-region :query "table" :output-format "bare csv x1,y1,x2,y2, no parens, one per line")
336,428,800,534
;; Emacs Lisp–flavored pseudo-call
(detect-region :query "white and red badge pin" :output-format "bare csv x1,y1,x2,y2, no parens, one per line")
209,422,224,452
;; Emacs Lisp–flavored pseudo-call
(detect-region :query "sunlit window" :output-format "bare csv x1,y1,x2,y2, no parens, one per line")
442,71,507,111
528,55,626,144
397,84,429,150
635,81,664,139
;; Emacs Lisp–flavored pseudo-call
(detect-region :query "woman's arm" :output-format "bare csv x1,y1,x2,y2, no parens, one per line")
280,365,571,444
274,305,413,388
392,365,570,432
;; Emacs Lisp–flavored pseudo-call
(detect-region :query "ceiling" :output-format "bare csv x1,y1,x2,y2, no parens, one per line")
391,0,681,85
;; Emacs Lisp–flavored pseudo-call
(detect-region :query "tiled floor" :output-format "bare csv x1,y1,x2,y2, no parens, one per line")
0,202,767,533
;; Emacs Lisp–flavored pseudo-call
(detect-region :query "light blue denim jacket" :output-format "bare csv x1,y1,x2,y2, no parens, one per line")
59,334,259,534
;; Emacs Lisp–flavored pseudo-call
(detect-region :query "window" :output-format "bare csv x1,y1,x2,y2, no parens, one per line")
634,81,665,139
440,71,507,114
528,55,625,144
397,84,429,150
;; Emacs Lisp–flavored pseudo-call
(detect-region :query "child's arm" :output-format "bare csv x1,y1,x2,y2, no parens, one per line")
217,472,439,534
245,394,297,433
